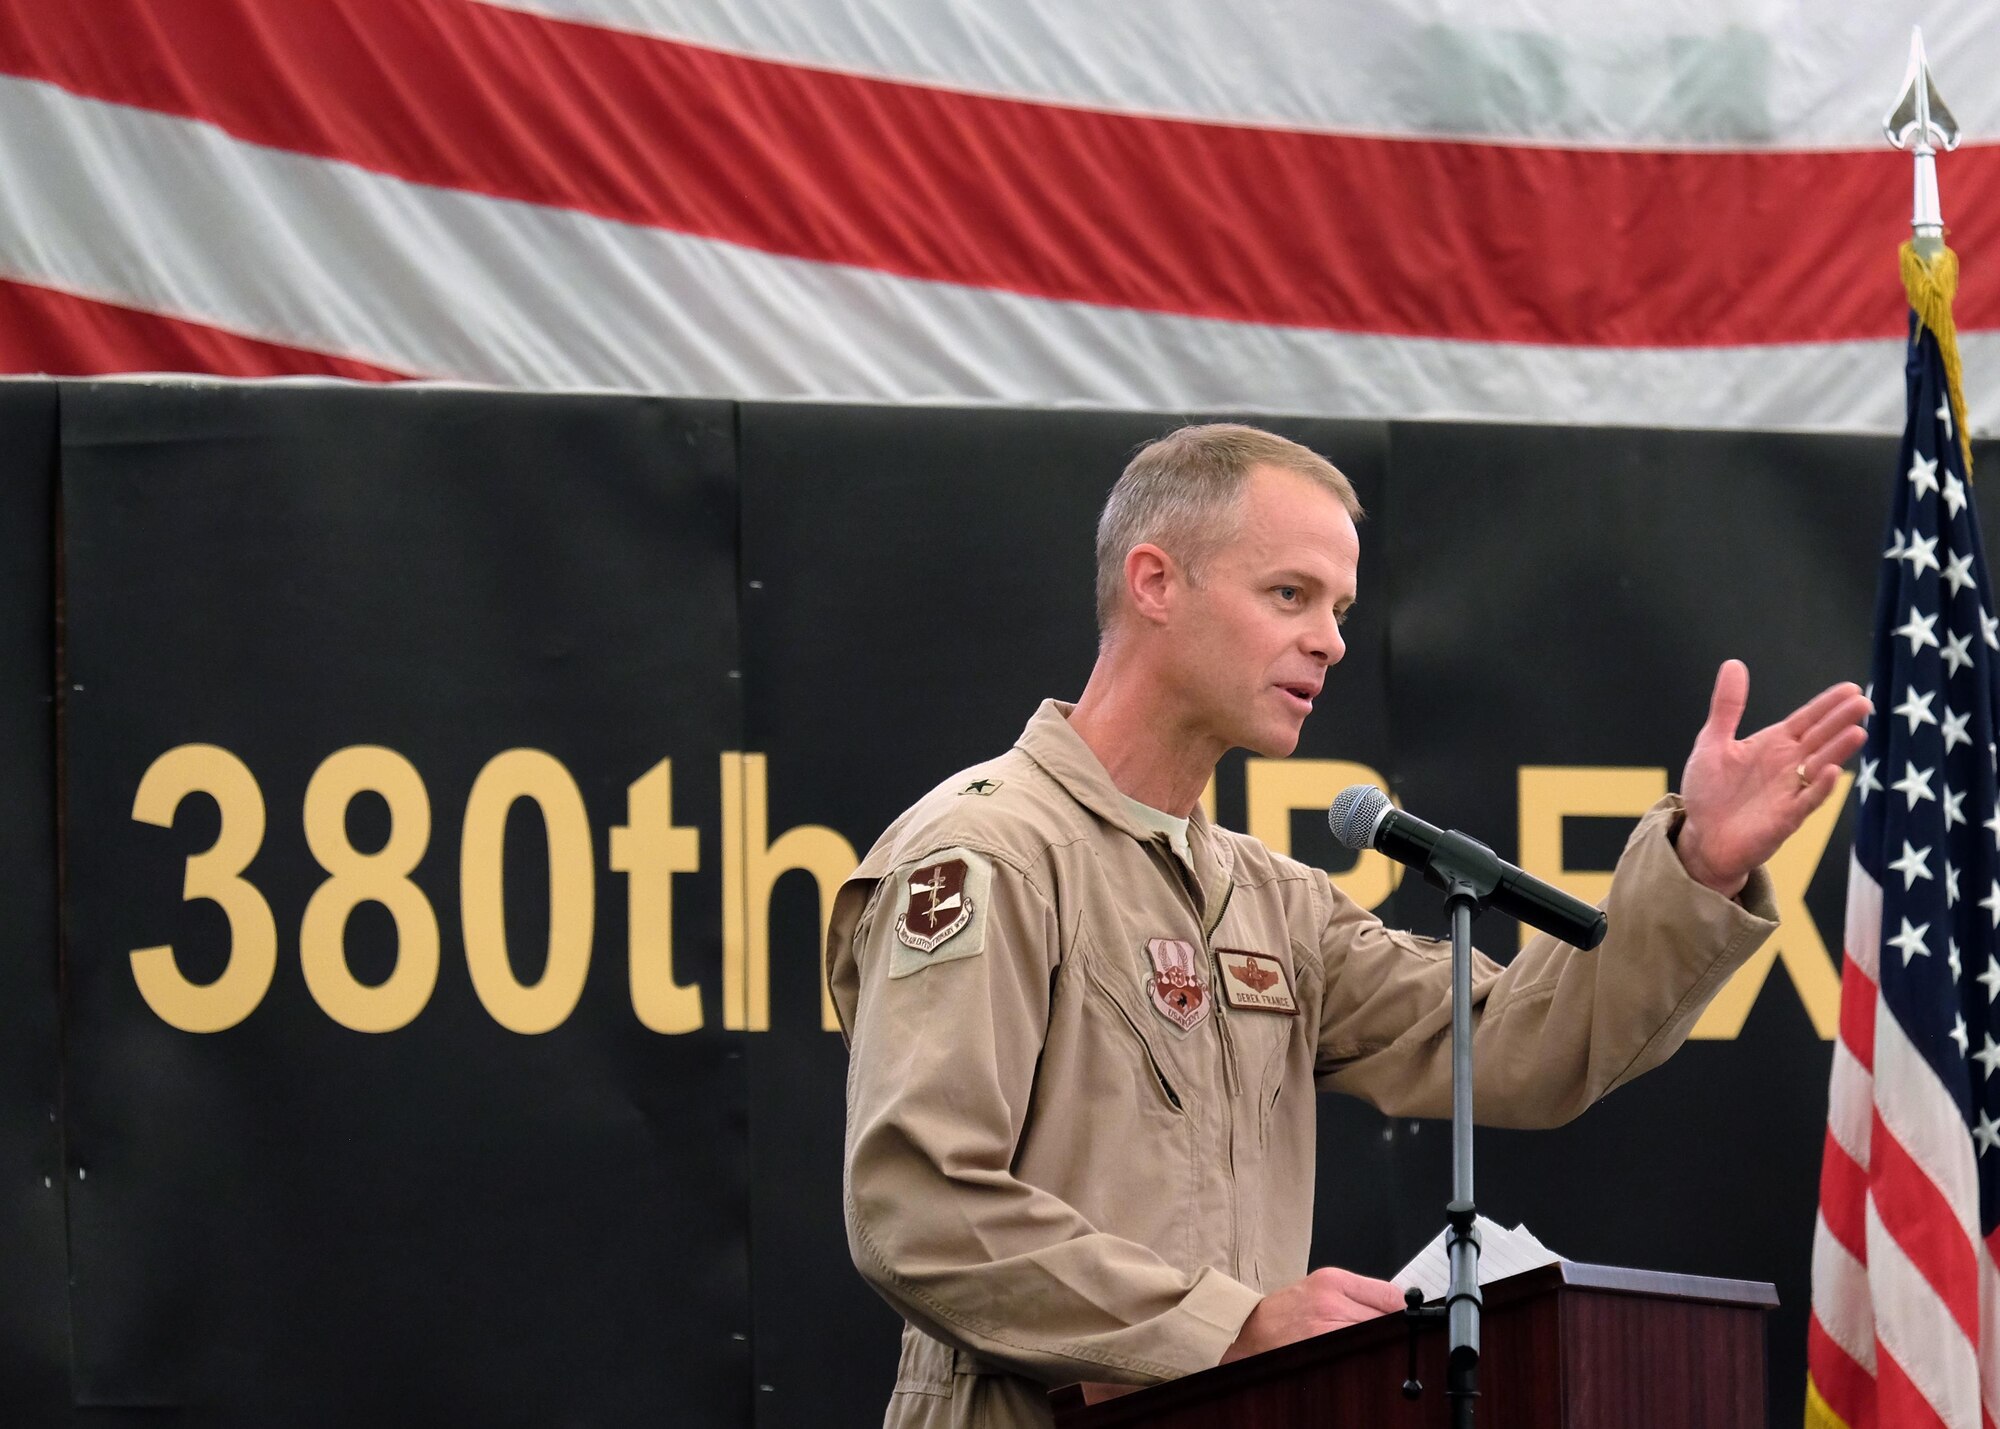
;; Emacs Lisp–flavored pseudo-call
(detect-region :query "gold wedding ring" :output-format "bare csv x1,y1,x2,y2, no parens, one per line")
1796,763,1812,789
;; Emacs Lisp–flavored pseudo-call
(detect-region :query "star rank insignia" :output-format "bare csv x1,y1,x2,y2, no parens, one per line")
958,778,1003,796
896,858,974,953
1217,950,1299,1015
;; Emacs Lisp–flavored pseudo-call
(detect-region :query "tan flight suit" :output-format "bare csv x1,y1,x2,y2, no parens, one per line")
826,701,1778,1429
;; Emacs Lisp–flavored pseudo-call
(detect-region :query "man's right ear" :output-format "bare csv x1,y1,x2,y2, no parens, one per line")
1124,543,1177,626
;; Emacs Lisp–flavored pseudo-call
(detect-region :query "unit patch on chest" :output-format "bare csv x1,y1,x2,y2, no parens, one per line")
1146,938,1211,1033
1216,950,1299,1015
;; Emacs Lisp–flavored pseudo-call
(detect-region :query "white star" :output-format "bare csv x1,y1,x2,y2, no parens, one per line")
1896,607,1941,655
1894,685,1938,733
1888,917,1932,964
1977,1035,2000,1079
1948,861,1962,906
1984,880,2000,929
1886,529,1908,560
1902,533,1941,578
1944,708,1974,755
1988,807,2000,850
1945,470,1969,520
1909,450,1941,499
1983,608,2000,650
1982,957,2000,1003
1893,761,1937,809
1888,840,1934,890
1940,398,1955,440
1857,756,1882,802
1976,1109,2000,1156
1944,550,1979,598
1952,1014,1970,1055
1942,631,1975,679
1949,936,1963,979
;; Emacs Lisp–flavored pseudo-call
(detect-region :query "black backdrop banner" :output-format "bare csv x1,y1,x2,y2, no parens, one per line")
57,385,747,1426
5,380,1983,1426
0,382,67,1426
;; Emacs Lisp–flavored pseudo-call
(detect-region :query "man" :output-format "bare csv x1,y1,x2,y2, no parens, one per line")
825,424,1869,1429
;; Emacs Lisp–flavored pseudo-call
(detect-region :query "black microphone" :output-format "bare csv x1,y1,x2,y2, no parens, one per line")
1327,785,1608,950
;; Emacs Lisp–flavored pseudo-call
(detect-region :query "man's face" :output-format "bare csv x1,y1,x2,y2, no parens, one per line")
1167,465,1360,758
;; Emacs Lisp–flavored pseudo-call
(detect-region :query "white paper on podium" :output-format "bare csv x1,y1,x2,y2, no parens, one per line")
1390,1215,1561,1303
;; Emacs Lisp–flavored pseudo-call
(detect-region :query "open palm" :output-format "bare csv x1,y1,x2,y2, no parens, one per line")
1676,660,1871,896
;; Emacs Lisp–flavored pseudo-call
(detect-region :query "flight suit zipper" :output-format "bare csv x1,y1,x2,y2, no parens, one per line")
1204,885,1240,1098
1156,841,1242,1096
1162,840,1249,1280
1098,972,1186,1114
1173,852,1240,1097
1201,876,1245,1280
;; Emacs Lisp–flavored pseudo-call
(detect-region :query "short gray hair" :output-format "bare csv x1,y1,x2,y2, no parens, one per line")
1094,424,1363,632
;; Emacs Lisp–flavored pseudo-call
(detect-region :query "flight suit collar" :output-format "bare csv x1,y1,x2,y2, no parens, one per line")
1016,700,1235,926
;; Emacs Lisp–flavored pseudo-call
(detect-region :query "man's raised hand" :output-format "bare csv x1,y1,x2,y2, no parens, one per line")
1675,660,1871,898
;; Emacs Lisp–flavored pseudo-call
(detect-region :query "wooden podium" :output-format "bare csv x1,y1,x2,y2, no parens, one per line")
1049,1262,1777,1429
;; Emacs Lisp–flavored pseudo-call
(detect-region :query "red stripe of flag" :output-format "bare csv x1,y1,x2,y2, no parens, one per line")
1819,1129,1869,1264
1869,1110,1981,1342
1875,1340,1956,1429
0,279,408,380
0,0,1993,347
1809,1315,1879,1429
1841,954,1879,1074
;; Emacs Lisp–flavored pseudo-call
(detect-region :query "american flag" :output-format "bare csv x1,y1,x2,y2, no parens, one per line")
0,3,1997,430
1808,251,2000,1429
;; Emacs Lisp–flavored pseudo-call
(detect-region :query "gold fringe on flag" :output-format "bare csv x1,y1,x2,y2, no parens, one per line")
1804,1374,1854,1429
1901,240,1975,478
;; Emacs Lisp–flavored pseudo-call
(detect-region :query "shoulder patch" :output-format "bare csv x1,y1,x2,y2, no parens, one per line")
888,848,993,979
898,859,972,951
957,778,1004,797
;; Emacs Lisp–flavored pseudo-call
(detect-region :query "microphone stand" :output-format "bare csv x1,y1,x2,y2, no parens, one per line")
1409,829,1505,1429
1333,784,1604,1424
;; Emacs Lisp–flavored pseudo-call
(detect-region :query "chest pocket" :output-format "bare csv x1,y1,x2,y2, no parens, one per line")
1073,926,1211,1109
